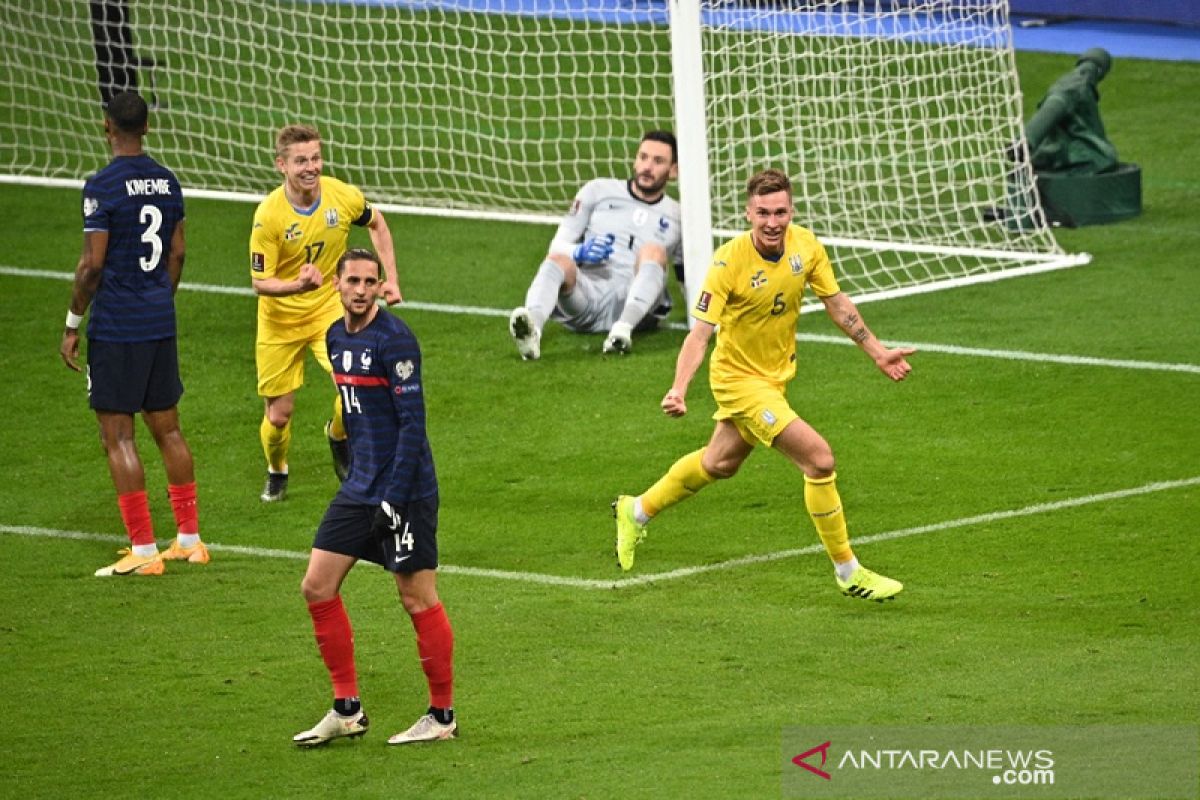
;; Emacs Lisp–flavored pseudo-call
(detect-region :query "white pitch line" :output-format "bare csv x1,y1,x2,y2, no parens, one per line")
615,475,1200,587
3,476,1196,590
5,264,1197,374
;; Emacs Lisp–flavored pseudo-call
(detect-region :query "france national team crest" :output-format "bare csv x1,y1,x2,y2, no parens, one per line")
325,209,339,228
789,254,803,275
750,269,767,289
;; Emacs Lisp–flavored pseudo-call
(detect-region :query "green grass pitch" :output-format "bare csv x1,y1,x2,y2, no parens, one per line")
0,50,1197,799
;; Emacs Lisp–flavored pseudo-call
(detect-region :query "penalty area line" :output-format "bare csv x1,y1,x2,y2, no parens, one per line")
2,475,1196,591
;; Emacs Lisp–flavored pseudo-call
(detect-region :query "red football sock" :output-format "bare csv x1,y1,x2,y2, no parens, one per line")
167,482,199,535
116,490,155,546
307,596,359,699
411,603,455,709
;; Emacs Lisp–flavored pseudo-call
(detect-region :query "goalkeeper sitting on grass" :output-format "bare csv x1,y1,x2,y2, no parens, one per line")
508,130,683,359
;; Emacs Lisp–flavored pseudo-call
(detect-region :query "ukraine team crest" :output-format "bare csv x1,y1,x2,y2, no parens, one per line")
789,254,803,275
325,209,339,228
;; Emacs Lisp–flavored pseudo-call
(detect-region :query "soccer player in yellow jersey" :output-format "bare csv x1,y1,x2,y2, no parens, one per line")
613,169,915,600
251,124,401,502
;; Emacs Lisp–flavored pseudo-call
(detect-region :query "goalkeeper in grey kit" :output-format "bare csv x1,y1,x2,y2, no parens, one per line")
508,130,683,359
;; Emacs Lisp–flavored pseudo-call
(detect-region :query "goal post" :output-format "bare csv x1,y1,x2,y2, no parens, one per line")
0,0,1083,308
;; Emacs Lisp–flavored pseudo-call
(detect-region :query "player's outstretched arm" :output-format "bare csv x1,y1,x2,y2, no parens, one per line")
821,292,915,382
662,320,715,416
367,208,403,305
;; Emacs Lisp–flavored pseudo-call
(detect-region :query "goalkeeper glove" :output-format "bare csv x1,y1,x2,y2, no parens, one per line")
573,234,615,265
370,500,403,537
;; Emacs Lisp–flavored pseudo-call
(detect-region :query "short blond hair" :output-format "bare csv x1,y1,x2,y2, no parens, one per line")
746,168,792,200
275,124,321,159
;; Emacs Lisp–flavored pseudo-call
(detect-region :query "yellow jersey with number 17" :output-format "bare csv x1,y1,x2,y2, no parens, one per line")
692,223,840,388
250,175,371,328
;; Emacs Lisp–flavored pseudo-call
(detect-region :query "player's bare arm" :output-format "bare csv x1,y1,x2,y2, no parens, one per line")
662,320,715,417
167,220,186,292
366,208,402,305
251,263,324,297
821,292,915,382
60,229,108,372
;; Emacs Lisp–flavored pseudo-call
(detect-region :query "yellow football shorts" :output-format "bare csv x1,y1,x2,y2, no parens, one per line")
255,313,338,398
711,379,799,447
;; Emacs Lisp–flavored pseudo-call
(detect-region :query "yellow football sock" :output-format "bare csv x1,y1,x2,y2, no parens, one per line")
804,472,855,565
641,448,717,517
260,415,291,474
328,394,347,440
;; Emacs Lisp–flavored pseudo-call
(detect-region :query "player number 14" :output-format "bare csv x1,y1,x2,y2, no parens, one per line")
338,385,362,415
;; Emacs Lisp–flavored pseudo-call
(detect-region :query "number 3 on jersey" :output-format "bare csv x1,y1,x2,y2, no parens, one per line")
339,384,363,415
139,204,163,272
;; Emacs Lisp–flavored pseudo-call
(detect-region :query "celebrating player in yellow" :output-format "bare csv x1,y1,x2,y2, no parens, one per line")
613,169,914,601
250,124,401,502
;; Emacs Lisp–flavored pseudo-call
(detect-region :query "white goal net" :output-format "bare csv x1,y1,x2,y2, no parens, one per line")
0,0,1081,306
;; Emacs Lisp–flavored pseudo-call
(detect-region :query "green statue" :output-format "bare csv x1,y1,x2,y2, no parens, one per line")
1024,48,1118,175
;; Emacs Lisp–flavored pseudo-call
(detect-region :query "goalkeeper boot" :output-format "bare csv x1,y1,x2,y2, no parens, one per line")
508,306,541,361
260,471,288,503
325,420,352,482
293,709,369,747
387,710,457,745
612,494,646,572
94,548,164,577
160,537,211,564
836,566,903,602
602,321,632,355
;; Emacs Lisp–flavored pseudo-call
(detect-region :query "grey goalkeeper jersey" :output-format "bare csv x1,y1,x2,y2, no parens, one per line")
550,178,683,287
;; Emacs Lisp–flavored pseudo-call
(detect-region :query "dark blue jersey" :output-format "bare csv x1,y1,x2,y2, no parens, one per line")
327,310,438,505
82,154,184,342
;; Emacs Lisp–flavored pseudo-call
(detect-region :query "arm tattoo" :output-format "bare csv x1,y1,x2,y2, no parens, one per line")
842,312,870,343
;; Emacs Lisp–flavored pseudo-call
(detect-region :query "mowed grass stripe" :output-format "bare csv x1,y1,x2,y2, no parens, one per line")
5,475,1196,590
6,264,1199,375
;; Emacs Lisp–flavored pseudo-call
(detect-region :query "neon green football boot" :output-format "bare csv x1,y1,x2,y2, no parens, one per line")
836,565,903,601
612,495,646,572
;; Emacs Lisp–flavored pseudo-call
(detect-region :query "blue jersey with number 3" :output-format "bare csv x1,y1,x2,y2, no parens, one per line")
327,310,438,506
82,154,184,342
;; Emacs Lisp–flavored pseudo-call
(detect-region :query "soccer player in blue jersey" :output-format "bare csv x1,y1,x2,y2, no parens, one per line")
293,248,457,748
59,91,209,576
508,130,683,359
